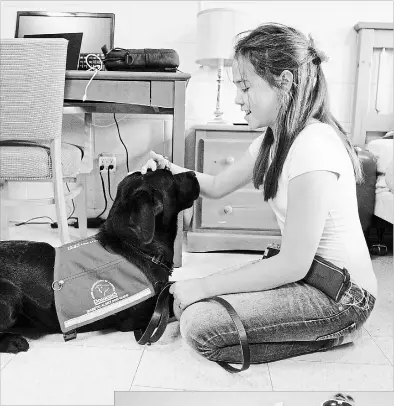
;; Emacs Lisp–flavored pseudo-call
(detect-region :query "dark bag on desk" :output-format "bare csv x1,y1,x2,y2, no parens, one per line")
102,47,179,72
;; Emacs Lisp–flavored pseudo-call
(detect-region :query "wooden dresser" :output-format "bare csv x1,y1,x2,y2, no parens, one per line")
185,124,281,253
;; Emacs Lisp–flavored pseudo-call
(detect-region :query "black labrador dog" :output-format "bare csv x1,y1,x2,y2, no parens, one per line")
0,169,200,353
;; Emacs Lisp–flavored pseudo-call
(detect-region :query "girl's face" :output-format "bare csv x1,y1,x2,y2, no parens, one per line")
232,57,280,130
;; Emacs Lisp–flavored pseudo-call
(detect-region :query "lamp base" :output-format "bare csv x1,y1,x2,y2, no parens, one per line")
207,115,228,125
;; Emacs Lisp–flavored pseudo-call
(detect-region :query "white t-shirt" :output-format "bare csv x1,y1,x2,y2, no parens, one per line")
249,122,377,295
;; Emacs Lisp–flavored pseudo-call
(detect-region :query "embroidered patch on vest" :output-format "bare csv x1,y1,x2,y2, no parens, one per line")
53,236,155,334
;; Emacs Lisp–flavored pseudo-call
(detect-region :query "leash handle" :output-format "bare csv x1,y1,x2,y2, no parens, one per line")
198,297,251,373
134,282,173,345
135,284,251,373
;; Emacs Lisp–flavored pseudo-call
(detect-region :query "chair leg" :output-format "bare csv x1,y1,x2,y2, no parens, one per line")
0,182,9,240
75,174,88,239
51,139,69,245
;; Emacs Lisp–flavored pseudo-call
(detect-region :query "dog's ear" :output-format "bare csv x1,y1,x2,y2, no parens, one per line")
128,188,163,244
174,171,200,211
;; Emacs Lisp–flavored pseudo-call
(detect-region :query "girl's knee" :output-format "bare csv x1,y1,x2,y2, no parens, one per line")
179,303,219,358
179,303,208,346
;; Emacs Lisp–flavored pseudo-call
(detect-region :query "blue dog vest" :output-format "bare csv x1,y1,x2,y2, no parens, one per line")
53,236,155,338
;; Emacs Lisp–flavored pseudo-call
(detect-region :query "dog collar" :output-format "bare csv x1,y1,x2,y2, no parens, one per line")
127,242,173,276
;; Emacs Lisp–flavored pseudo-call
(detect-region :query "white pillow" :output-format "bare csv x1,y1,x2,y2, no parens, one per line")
366,139,393,173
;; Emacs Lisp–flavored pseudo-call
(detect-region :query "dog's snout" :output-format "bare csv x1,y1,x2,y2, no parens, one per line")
171,172,198,208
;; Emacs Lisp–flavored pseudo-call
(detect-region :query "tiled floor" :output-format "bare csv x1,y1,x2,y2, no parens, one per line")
0,224,393,405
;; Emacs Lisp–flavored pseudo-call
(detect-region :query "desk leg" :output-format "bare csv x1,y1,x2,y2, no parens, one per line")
172,81,187,268
80,113,94,174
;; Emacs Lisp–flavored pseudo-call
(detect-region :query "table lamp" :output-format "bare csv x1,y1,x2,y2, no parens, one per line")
196,8,237,124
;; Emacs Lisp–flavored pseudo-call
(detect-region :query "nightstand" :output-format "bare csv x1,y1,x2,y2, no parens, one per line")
185,124,281,252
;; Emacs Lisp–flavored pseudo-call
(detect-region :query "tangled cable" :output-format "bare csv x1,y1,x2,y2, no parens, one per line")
82,54,104,102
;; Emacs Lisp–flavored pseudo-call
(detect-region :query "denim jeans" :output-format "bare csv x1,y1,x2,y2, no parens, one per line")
179,281,375,364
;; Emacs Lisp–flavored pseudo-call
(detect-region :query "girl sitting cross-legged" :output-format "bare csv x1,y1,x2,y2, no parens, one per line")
140,22,377,365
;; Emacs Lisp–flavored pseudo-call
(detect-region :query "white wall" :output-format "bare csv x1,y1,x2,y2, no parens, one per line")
188,0,393,130
1,1,392,221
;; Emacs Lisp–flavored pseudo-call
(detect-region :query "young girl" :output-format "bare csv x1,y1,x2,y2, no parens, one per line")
140,23,377,364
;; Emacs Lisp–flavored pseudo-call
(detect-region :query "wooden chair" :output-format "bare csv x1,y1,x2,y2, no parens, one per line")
0,38,88,243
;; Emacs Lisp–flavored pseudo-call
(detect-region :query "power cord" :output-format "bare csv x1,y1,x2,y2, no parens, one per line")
51,183,78,228
66,183,76,220
113,113,130,173
15,216,55,227
82,55,104,102
82,68,99,102
83,165,111,229
16,183,76,228
107,165,115,202
95,165,108,219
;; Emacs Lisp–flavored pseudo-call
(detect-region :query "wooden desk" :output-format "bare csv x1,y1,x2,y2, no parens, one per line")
63,70,191,267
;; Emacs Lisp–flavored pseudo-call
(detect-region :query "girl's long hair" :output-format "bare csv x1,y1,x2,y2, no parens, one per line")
234,23,363,201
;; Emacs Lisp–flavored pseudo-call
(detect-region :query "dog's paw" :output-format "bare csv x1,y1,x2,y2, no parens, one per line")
0,333,29,353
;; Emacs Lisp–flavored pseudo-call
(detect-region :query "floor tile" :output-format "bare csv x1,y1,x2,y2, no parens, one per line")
363,254,393,338
0,344,143,405
372,336,393,365
363,306,393,337
24,329,144,351
0,353,15,369
7,222,99,247
268,360,393,391
288,329,390,365
2,224,393,396
371,255,393,303
172,250,263,281
129,386,182,391
133,334,272,391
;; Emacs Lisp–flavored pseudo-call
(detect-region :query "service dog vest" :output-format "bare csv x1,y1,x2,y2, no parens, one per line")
53,236,156,338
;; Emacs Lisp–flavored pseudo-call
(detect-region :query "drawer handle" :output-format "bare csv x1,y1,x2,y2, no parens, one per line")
225,156,235,165
223,205,233,214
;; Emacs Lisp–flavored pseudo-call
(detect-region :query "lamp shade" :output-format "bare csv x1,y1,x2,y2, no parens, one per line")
196,8,237,67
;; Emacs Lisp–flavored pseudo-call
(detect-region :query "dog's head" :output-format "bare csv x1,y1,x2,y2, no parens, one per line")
102,169,200,245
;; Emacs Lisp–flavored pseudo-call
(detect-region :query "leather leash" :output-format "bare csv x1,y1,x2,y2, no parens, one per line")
198,297,251,373
135,283,251,373
134,282,173,345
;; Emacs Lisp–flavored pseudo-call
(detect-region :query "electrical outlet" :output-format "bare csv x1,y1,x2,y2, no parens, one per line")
99,154,116,172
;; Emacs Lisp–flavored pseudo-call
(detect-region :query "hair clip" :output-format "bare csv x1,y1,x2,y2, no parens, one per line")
308,45,328,66
312,56,322,65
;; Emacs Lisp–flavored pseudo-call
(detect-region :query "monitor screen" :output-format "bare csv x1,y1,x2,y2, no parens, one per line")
15,11,115,54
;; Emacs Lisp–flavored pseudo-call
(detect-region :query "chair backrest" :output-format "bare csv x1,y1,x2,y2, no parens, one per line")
0,38,67,142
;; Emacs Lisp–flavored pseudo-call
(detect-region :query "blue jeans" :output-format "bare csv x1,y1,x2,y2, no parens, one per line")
179,281,375,364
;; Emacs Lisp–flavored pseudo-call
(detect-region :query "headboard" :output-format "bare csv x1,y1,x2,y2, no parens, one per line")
351,22,393,146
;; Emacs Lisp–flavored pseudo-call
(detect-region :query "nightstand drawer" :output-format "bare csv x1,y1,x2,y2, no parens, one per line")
187,124,280,253
201,138,253,175
200,190,278,230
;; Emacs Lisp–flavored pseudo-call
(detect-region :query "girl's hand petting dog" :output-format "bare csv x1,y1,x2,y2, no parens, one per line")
141,151,170,174
170,278,210,319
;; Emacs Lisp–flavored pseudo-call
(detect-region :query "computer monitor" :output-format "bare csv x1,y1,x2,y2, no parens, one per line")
23,32,83,70
15,11,115,54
